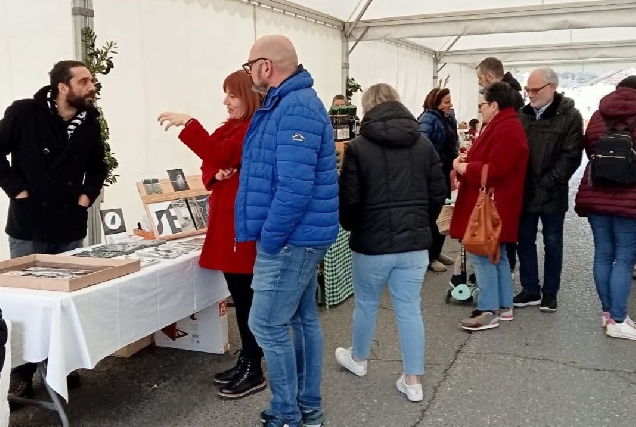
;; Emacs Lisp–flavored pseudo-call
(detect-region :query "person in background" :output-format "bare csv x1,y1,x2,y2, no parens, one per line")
0,60,107,406
332,94,347,107
515,67,583,312
574,75,636,340
157,70,265,400
237,35,339,427
467,118,480,142
450,82,528,331
477,57,525,275
418,88,458,272
336,83,446,402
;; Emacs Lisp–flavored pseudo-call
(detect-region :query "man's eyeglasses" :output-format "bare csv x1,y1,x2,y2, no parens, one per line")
524,83,550,95
242,58,269,74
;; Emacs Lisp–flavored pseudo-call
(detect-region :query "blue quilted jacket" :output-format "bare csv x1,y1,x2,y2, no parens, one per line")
235,66,339,254
417,109,459,157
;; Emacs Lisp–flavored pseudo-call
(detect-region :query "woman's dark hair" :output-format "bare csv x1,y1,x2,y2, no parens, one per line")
617,76,636,90
469,119,479,128
423,87,450,110
480,82,516,111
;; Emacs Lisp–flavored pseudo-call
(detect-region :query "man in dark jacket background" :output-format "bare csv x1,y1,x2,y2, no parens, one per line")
476,57,525,275
0,60,107,403
514,66,583,313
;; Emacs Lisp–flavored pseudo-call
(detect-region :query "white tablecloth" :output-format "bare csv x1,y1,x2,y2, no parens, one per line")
0,250,228,401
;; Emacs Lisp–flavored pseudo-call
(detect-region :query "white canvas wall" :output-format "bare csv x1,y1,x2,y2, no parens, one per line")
348,41,435,118
0,0,74,260
93,0,343,234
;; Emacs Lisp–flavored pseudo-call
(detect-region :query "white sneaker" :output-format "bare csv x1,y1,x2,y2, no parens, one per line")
335,347,367,377
395,374,423,402
499,307,514,321
606,319,636,341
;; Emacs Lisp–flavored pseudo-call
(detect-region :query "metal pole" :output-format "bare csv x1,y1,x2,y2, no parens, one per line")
344,0,374,38
72,0,102,246
342,36,349,97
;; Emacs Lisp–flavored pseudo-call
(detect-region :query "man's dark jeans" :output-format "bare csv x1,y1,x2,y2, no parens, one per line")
517,212,566,296
9,237,83,382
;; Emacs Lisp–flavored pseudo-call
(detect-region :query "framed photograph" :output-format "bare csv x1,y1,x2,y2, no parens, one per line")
167,169,190,192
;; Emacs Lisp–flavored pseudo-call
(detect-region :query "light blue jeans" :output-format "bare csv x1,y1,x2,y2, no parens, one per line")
248,242,327,427
467,243,514,312
588,214,636,322
351,250,428,376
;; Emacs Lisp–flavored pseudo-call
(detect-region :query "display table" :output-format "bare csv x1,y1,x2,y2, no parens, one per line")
0,246,228,423
322,226,353,307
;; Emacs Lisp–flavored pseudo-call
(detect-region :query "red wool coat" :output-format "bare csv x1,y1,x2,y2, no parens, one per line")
179,119,256,273
449,108,529,243
575,87,636,219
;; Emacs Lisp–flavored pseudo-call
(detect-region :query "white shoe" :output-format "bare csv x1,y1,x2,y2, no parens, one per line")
335,347,367,377
396,374,423,402
606,319,636,341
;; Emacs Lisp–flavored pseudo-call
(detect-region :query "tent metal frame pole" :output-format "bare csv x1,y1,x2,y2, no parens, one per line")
345,0,375,38
72,0,102,247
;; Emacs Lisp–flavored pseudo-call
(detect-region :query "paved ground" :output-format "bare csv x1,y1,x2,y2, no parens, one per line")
10,163,636,426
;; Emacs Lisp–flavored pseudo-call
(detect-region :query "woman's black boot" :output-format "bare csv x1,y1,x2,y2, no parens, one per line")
217,359,266,399
213,351,246,385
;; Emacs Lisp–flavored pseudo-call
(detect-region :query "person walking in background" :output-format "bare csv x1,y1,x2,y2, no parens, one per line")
574,75,636,340
0,60,107,405
336,83,446,402
449,82,528,331
514,67,584,312
418,87,458,272
236,35,339,427
158,70,266,400
476,57,525,275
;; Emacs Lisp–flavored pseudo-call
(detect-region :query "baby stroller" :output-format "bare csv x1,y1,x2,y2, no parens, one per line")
444,243,478,305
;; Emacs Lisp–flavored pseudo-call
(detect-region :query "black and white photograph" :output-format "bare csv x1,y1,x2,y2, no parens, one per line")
167,169,190,192
186,197,206,229
194,194,210,224
99,208,127,237
173,199,197,232
1,266,93,279
142,178,163,195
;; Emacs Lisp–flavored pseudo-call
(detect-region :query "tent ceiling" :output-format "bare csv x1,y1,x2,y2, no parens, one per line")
241,0,636,66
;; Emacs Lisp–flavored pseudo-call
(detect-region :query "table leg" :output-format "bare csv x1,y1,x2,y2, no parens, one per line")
7,362,69,427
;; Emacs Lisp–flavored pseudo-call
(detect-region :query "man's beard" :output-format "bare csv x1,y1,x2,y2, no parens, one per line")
67,90,96,111
251,69,269,96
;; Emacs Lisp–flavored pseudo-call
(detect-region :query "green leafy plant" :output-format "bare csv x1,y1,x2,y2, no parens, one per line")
346,76,362,102
82,27,119,185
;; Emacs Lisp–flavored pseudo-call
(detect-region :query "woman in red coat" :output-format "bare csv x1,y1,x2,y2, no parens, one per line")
449,82,529,331
157,70,264,399
574,76,636,340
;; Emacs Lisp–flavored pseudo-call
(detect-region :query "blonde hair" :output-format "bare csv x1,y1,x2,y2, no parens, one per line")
361,83,400,114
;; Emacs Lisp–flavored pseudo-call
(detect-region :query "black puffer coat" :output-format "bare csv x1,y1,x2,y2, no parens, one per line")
339,101,447,255
518,93,584,213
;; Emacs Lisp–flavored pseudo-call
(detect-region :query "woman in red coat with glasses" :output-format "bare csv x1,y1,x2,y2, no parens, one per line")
158,70,263,400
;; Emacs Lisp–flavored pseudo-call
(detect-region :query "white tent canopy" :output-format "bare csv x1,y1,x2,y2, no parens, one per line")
258,0,636,67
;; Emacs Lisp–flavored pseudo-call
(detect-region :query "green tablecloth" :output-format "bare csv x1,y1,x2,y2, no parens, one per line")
322,226,353,307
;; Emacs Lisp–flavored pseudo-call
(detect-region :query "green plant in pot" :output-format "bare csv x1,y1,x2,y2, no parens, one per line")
82,27,119,186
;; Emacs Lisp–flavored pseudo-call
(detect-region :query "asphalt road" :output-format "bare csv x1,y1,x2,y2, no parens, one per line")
10,163,636,426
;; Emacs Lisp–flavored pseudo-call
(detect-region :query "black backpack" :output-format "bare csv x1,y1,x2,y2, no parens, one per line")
590,116,636,186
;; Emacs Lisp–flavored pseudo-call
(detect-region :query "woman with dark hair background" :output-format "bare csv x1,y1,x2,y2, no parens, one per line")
418,88,459,272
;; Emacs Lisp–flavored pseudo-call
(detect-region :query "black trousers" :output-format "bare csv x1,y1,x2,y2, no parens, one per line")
430,160,453,262
224,273,262,363
506,243,517,272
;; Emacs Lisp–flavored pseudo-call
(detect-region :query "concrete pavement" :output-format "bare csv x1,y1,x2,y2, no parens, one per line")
10,164,636,426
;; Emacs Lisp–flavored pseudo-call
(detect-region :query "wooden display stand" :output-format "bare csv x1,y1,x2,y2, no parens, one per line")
136,175,210,241
112,335,154,358
0,255,140,292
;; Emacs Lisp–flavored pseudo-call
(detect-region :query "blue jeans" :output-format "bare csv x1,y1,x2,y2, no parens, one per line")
517,212,566,296
468,244,514,311
351,250,428,375
588,214,636,322
248,242,327,426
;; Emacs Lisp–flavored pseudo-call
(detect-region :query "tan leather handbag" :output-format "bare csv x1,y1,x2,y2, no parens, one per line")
462,165,502,264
